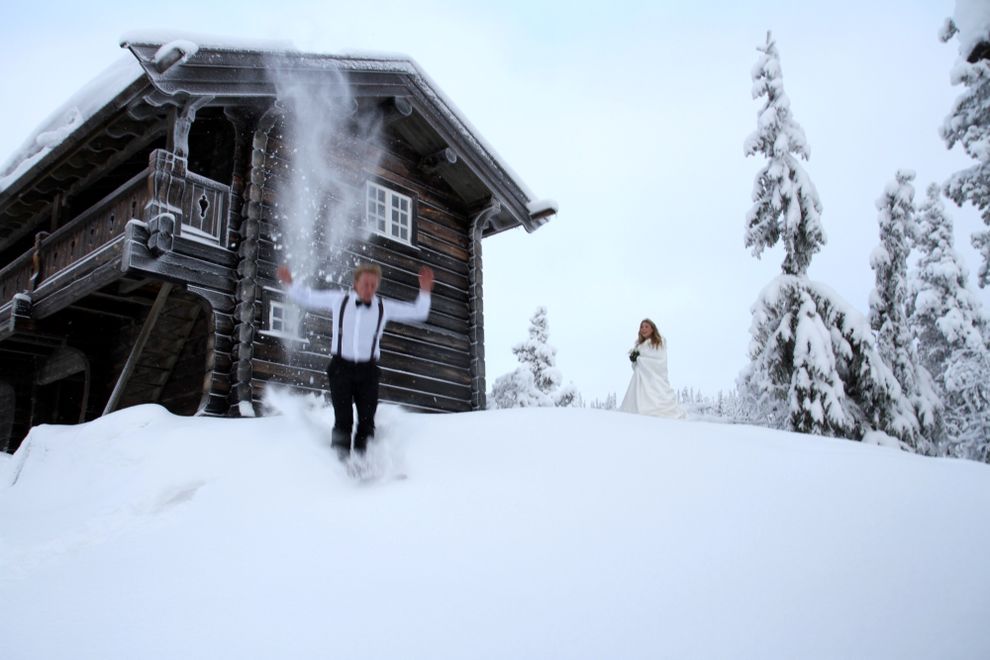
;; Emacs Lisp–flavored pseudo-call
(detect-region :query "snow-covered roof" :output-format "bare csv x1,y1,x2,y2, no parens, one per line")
0,32,554,236
0,56,143,191
120,29,298,54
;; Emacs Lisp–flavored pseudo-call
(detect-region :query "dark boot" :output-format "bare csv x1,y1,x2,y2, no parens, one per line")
331,428,351,460
352,433,373,456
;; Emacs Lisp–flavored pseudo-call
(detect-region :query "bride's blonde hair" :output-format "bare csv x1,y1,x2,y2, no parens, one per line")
637,318,664,348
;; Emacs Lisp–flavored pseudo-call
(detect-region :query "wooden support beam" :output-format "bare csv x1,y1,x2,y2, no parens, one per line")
103,282,173,415
419,147,458,175
381,96,413,126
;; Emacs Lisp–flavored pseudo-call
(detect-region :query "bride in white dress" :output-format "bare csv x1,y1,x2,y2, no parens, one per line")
619,319,687,419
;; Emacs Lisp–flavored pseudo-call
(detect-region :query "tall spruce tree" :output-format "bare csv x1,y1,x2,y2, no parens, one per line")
940,16,990,288
739,32,917,446
739,32,845,437
868,171,934,452
910,184,990,461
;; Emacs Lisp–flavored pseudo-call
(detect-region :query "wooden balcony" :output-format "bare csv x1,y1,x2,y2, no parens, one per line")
0,149,231,317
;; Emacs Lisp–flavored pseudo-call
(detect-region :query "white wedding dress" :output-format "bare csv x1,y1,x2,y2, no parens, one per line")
619,341,687,419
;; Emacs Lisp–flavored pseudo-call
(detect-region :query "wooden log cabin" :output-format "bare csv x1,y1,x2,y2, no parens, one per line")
0,36,556,453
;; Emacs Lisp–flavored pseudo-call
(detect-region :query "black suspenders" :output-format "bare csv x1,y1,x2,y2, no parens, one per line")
370,298,385,361
335,294,385,362
336,294,349,357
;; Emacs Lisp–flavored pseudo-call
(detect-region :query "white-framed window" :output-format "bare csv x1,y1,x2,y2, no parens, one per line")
260,296,307,343
269,301,289,334
366,181,413,245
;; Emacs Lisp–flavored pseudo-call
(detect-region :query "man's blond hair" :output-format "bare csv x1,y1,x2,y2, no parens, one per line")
353,263,382,284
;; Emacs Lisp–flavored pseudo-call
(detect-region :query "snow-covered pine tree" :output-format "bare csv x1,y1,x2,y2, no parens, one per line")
809,280,920,445
911,190,985,372
740,276,851,436
940,14,990,288
739,32,918,445
943,353,990,461
739,33,848,438
512,306,565,401
743,31,826,277
868,171,936,452
489,306,577,409
910,183,990,461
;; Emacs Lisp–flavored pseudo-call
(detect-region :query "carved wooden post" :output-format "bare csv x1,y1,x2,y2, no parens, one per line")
144,149,187,255
145,97,212,255
29,231,49,291
168,96,211,160
223,107,255,248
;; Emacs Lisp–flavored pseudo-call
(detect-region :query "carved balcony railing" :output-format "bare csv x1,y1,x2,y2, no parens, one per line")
0,149,231,304
0,170,148,303
182,171,230,243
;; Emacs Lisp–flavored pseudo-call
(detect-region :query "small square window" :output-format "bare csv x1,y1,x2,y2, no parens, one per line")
260,292,308,344
366,181,414,246
270,301,289,334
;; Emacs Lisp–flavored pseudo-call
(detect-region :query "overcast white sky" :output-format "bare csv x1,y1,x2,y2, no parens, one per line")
2,0,987,402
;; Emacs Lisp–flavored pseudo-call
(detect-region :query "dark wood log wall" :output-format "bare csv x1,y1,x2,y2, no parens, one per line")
251,119,475,412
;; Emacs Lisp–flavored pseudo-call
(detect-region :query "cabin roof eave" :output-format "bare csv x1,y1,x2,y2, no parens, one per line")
121,39,555,234
0,75,159,256
0,38,555,257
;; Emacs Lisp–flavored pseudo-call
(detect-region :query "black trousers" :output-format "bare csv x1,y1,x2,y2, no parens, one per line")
327,356,379,454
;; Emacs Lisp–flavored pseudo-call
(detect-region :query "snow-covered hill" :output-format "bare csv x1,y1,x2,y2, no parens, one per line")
1,394,989,660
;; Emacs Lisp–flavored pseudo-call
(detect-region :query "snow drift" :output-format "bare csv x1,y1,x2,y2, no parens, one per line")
1,395,989,659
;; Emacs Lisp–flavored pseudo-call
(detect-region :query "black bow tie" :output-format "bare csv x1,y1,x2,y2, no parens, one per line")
355,299,372,308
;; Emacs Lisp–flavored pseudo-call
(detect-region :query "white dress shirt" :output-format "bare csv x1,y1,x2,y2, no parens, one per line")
285,281,431,362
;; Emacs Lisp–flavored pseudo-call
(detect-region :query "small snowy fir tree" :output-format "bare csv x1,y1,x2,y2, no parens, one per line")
679,388,747,423
940,14,990,288
489,307,577,409
739,33,918,446
589,393,617,410
743,31,826,277
490,368,553,409
910,184,990,461
868,171,936,453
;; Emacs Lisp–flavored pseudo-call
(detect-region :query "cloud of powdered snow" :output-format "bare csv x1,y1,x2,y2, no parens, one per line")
264,55,385,331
